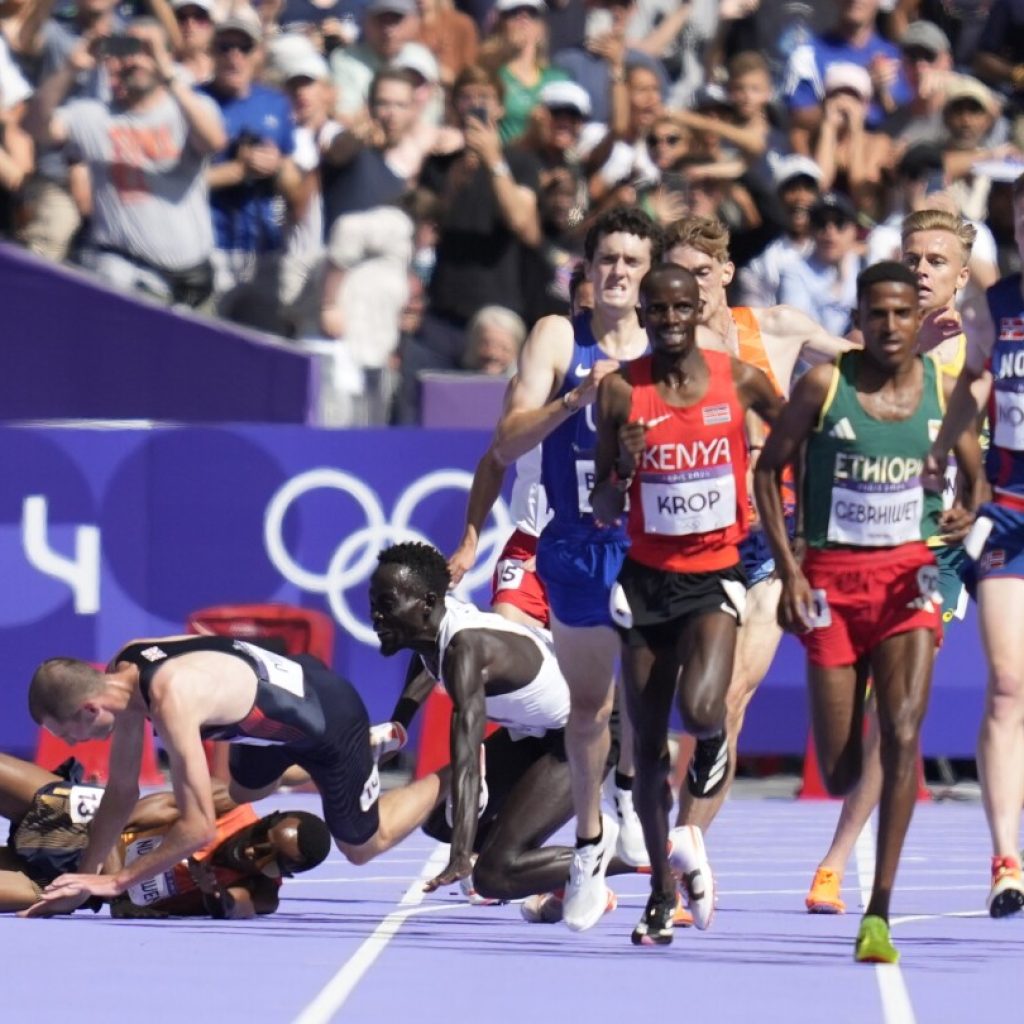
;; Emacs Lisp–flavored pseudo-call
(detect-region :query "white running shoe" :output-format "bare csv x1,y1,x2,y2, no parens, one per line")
459,856,501,906
611,786,650,868
668,825,715,930
522,888,617,924
563,813,620,932
369,721,408,761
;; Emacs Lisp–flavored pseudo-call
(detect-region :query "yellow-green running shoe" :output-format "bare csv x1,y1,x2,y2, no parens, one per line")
855,915,899,964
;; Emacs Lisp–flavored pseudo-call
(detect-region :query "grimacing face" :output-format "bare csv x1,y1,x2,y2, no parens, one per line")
368,562,430,656
666,243,733,325
586,231,654,314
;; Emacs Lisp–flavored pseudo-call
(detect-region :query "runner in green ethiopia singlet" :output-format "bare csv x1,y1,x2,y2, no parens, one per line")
803,351,944,550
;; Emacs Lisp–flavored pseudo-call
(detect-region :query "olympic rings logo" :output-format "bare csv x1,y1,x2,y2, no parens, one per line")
264,467,513,646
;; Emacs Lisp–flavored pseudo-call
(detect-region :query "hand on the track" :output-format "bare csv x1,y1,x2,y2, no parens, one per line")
423,855,474,893
19,892,90,918
32,872,122,909
778,573,815,634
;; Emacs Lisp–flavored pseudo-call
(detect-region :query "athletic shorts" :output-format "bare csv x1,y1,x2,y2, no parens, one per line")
228,656,379,846
963,502,1024,594
610,557,747,650
934,543,968,626
738,516,795,589
536,521,629,629
799,543,943,668
9,773,102,885
491,529,549,627
422,727,567,848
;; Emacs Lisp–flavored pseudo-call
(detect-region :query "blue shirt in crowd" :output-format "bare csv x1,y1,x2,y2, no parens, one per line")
200,82,296,254
785,31,911,129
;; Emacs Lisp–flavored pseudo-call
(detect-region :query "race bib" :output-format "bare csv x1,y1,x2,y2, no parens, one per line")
235,641,305,699
827,481,923,546
360,763,381,812
639,467,736,536
67,785,103,825
993,388,1024,452
124,835,174,906
575,459,596,514
494,559,525,592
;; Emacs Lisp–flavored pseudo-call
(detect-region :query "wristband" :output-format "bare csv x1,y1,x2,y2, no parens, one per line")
490,159,512,179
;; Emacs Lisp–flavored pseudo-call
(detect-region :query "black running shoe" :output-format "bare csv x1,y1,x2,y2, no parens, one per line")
687,731,729,798
631,891,677,946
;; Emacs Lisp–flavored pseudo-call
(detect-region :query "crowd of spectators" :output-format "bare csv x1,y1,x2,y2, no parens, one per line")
1,0,1024,424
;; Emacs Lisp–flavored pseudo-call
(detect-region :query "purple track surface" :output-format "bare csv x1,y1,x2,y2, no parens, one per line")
3,792,1020,1023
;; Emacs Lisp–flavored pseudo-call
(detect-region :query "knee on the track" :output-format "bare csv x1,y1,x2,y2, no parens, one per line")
470,855,517,901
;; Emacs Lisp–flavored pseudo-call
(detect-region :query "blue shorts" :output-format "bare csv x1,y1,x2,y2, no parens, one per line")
536,521,629,628
739,529,775,588
963,502,1024,595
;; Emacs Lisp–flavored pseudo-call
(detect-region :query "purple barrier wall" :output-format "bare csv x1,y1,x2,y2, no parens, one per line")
0,424,984,760
419,372,508,429
0,243,311,423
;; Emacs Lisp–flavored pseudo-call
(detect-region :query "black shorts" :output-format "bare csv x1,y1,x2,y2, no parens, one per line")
9,779,100,885
228,656,379,846
423,727,568,847
612,558,747,650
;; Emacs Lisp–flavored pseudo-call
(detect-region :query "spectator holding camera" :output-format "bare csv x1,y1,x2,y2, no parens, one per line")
202,12,305,331
30,19,226,306
393,64,540,422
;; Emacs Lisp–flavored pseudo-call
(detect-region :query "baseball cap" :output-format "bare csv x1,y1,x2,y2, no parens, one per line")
366,0,417,15
944,74,999,116
391,42,439,85
899,20,951,58
171,0,214,13
810,191,857,226
773,153,823,189
823,62,872,101
275,47,330,81
496,0,547,10
215,12,262,42
538,80,591,117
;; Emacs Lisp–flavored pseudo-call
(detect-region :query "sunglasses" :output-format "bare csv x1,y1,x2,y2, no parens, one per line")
176,6,211,22
215,37,255,55
902,45,938,63
812,214,852,230
648,133,682,148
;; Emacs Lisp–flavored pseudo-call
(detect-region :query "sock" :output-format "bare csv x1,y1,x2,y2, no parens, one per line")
614,771,633,792
576,829,602,849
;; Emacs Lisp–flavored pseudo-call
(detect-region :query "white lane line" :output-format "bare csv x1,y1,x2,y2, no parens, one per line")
855,824,916,1024
293,845,450,1024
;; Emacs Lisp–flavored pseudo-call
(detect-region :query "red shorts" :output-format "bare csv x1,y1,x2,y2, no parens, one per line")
799,543,943,668
490,529,550,627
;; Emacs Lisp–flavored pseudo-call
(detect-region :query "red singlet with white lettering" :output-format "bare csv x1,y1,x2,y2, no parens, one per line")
625,350,750,573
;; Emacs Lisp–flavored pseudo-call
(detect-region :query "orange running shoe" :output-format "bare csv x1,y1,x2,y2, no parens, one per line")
805,867,846,914
673,891,694,928
988,856,1024,918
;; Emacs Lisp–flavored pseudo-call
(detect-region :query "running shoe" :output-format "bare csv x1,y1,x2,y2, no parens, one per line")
459,856,501,906
854,914,899,964
672,890,694,927
805,866,846,914
988,855,1024,918
521,887,617,924
368,721,408,761
612,785,650,868
563,813,620,932
668,824,715,930
687,731,729,798
631,891,678,946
